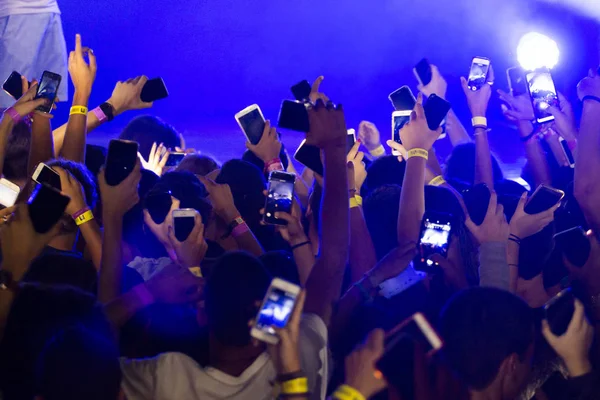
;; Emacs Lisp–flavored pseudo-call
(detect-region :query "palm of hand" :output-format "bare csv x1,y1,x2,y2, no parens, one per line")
358,121,380,149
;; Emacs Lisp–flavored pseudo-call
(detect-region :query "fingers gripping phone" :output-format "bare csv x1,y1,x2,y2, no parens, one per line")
413,58,432,87
415,212,453,272
554,226,590,268
524,184,564,214
173,208,196,242
462,183,491,226
140,77,169,103
28,183,70,233
526,68,559,124
0,178,20,208
105,139,139,186
388,86,417,111
391,111,411,155
467,57,491,91
264,171,295,225
507,66,527,96
544,288,575,336
34,71,61,113
32,163,62,191
294,139,323,176
251,278,301,344
3,71,26,100
235,104,266,145
424,94,451,131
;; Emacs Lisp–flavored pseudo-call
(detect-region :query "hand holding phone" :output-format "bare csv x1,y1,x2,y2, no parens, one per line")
526,68,559,124
460,64,494,117
423,94,451,131
105,139,139,186
467,57,491,91
388,86,417,111
543,288,575,336
414,212,453,272
524,185,564,214
34,71,61,113
507,66,527,96
140,77,169,103
413,58,433,87
509,191,558,239
235,104,266,145
462,183,491,226
27,183,70,233
32,163,61,190
391,111,411,153
264,171,295,225
293,140,323,176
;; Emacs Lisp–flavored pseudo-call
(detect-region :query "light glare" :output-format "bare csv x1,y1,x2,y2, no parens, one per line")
517,32,559,71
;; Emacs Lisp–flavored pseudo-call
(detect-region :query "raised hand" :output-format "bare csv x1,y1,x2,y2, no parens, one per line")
461,65,494,117
465,191,509,244
267,290,306,374
344,329,387,399
576,68,600,101
139,142,170,177
547,92,577,140
261,195,306,245
197,176,240,222
497,90,535,122
245,120,282,163
309,76,329,104
144,263,205,304
385,140,408,162
106,76,152,116
167,210,208,269
99,159,142,220
67,34,97,96
305,99,347,149
5,81,50,118
418,64,448,99
358,121,382,151
400,94,441,152
53,167,87,216
509,192,557,239
347,141,366,191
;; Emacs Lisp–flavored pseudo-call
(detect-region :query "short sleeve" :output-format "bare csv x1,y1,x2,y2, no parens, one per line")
120,356,160,400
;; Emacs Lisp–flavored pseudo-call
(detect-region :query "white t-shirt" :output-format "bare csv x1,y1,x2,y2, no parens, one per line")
0,0,59,18
120,314,329,400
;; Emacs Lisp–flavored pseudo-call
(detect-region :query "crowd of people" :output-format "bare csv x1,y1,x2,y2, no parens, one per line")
0,29,600,400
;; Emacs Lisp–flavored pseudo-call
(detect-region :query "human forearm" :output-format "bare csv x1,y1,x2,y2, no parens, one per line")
0,290,15,342
445,109,471,146
53,111,102,157
349,206,377,283
0,116,15,177
290,238,315,286
520,122,551,187
397,158,426,245
59,91,90,163
104,287,151,329
28,115,55,176
98,216,124,304
78,219,103,270
506,240,519,293
474,128,494,188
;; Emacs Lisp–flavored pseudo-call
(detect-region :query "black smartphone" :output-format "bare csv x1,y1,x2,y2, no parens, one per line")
277,100,309,133
507,66,527,96
264,171,295,225
388,86,417,111
140,77,169,103
424,94,451,131
105,139,139,186
526,68,559,124
144,191,172,224
524,185,564,214
462,183,491,226
293,140,323,176
414,212,453,272
346,129,356,153
165,152,186,167
413,58,432,86
544,288,575,336
2,71,23,100
467,57,491,91
291,80,311,101
173,208,196,242
34,71,61,113
554,226,590,268
559,137,575,168
27,183,70,233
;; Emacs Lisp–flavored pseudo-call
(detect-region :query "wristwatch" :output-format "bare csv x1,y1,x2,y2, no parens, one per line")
99,102,116,122
0,269,17,292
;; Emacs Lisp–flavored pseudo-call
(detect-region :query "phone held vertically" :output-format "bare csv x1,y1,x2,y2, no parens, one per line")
2,71,24,100
467,57,491,91
388,85,417,111
263,171,295,226
544,288,575,336
105,139,139,186
140,77,169,103
34,71,61,113
524,184,564,214
277,100,309,133
28,183,70,233
462,183,491,226
413,58,432,86
0,178,20,208
526,68,559,124
235,104,266,145
173,208,196,242
507,66,527,96
424,94,451,131
559,137,575,168
414,212,453,272
291,80,311,101
346,129,356,153
251,278,301,344
391,110,411,155
294,139,323,176
32,163,62,191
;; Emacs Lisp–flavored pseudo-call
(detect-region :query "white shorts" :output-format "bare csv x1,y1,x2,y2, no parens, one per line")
0,12,68,108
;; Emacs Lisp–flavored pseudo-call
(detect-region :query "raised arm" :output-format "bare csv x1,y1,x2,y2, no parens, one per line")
59,34,96,163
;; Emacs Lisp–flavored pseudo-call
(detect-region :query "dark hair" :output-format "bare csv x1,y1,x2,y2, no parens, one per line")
118,115,182,160
363,184,401,260
445,143,504,186
4,120,32,181
47,159,98,210
259,251,300,285
23,253,97,293
205,252,271,346
84,144,108,178
440,287,535,390
35,326,121,400
123,169,159,246
361,155,407,197
175,153,220,176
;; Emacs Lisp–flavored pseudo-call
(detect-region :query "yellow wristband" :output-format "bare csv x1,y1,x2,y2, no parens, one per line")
188,267,202,277
471,116,487,128
407,148,428,160
70,106,88,116
428,175,446,186
369,145,385,157
280,377,308,395
333,384,366,400
350,197,360,209
355,195,363,206
74,210,94,226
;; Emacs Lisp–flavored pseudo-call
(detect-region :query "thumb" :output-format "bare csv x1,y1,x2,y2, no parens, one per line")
546,104,560,116
167,224,179,245
366,328,385,356
517,191,527,211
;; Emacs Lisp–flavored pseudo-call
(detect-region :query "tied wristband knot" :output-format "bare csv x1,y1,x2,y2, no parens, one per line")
265,158,284,173
70,106,88,116
428,175,446,186
369,145,385,157
3,107,21,124
407,148,428,160
91,106,107,123
132,284,154,307
72,207,94,226
333,384,367,400
280,377,308,395
472,116,488,129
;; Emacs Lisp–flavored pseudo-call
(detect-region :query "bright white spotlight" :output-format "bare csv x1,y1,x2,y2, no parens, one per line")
517,32,559,71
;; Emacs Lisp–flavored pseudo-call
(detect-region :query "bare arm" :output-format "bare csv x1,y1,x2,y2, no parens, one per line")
445,109,471,146
0,117,13,177
78,219,103,270
520,122,552,187
397,157,427,245
28,115,55,176
53,112,102,157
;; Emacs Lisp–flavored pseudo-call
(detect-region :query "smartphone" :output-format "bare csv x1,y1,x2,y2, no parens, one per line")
544,288,575,336
251,277,301,344
346,129,356,153
391,110,411,155
413,58,432,86
264,171,295,226
173,208,196,242
467,57,491,91
277,100,309,133
462,183,491,226
235,104,266,145
507,66,527,96
34,71,61,113
32,163,61,191
105,139,139,186
27,183,70,233
291,80,311,101
165,152,186,168
559,137,575,168
414,212,453,272
0,178,20,208
144,191,173,225
293,139,323,176
524,184,564,214
388,85,417,111
424,94,451,131
554,226,590,268
2,71,23,100
526,68,559,124
140,77,169,103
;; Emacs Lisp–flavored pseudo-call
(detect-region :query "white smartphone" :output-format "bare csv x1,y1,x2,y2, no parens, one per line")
526,68,559,124
559,137,575,168
32,163,61,190
172,208,197,242
235,104,266,146
467,57,491,91
251,278,301,344
391,110,412,156
346,129,356,153
0,178,20,207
